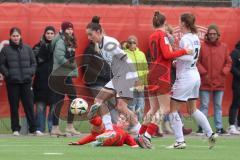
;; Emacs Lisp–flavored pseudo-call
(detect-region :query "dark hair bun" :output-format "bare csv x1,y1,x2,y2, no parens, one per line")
92,16,100,24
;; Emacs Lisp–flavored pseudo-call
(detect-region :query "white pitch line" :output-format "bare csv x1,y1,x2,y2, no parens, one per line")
43,153,64,155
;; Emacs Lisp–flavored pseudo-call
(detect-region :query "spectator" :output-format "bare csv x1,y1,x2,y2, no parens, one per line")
0,27,42,136
228,41,240,135
197,24,232,135
49,21,80,136
125,35,148,121
32,26,56,133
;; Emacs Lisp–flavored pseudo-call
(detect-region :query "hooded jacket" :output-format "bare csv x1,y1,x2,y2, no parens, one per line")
197,38,232,91
125,48,148,86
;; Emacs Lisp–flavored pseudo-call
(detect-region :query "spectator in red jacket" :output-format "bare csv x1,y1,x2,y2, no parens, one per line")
197,24,232,135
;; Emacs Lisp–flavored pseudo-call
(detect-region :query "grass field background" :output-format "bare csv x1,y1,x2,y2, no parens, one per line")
0,135,239,160
0,117,240,160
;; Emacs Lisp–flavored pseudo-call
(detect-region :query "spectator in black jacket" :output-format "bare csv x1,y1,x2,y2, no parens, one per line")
228,41,240,135
32,26,56,133
0,27,42,136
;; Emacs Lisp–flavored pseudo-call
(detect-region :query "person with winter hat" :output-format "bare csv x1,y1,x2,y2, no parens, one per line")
49,21,80,136
32,26,56,134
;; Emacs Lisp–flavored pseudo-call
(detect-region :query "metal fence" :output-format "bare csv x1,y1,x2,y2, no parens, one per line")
0,0,240,7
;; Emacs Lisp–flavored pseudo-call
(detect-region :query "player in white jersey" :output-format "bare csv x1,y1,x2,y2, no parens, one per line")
171,33,201,101
85,16,141,133
168,13,217,149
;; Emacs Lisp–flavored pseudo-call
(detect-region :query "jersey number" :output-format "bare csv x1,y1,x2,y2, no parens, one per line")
191,48,199,67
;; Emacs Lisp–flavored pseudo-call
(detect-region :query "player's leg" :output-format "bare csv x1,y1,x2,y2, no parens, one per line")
135,94,160,149
167,99,186,149
87,87,115,119
187,99,217,149
139,94,159,134
167,78,190,149
98,103,114,130
189,79,217,149
115,98,141,134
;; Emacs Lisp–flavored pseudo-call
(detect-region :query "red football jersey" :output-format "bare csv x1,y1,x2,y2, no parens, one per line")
102,125,137,147
148,29,186,93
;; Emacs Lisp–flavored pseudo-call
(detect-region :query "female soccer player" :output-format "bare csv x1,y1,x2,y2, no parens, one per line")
168,13,217,149
86,16,141,133
135,11,192,149
68,115,138,148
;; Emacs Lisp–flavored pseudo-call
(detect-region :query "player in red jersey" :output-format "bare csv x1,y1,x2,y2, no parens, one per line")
135,11,192,149
68,115,138,148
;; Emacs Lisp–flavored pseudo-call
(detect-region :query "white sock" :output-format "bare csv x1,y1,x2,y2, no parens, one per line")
131,122,141,134
144,132,151,139
102,114,113,130
192,109,213,137
169,112,184,142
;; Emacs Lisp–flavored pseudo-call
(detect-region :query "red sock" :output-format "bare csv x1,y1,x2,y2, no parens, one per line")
139,124,148,135
146,123,158,136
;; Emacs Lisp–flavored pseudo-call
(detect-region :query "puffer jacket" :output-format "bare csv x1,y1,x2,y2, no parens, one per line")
51,33,78,77
0,40,36,84
230,41,240,89
197,40,232,91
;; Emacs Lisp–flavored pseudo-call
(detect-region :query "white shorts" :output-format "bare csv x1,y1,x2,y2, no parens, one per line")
171,73,200,102
104,75,136,99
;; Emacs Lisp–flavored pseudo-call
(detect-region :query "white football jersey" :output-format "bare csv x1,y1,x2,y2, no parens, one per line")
98,35,137,79
98,35,126,66
176,33,201,76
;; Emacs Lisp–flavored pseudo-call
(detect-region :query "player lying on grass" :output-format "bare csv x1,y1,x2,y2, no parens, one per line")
68,115,138,148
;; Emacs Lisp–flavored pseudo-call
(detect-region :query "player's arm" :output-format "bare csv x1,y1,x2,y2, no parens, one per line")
124,133,138,148
159,34,187,59
176,38,195,61
0,48,9,77
69,134,97,145
69,116,104,145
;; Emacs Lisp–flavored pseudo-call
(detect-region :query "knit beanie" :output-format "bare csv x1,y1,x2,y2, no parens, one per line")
61,21,74,32
44,26,55,34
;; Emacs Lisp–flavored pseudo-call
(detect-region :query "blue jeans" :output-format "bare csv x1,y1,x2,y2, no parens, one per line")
199,90,224,129
35,102,54,132
128,90,145,121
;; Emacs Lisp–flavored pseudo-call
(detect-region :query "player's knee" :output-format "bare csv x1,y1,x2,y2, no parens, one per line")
94,98,103,105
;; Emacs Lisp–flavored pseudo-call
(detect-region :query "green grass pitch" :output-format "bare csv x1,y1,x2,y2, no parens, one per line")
0,135,239,160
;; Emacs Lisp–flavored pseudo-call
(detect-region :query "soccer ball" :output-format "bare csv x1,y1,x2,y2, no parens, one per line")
70,98,88,115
